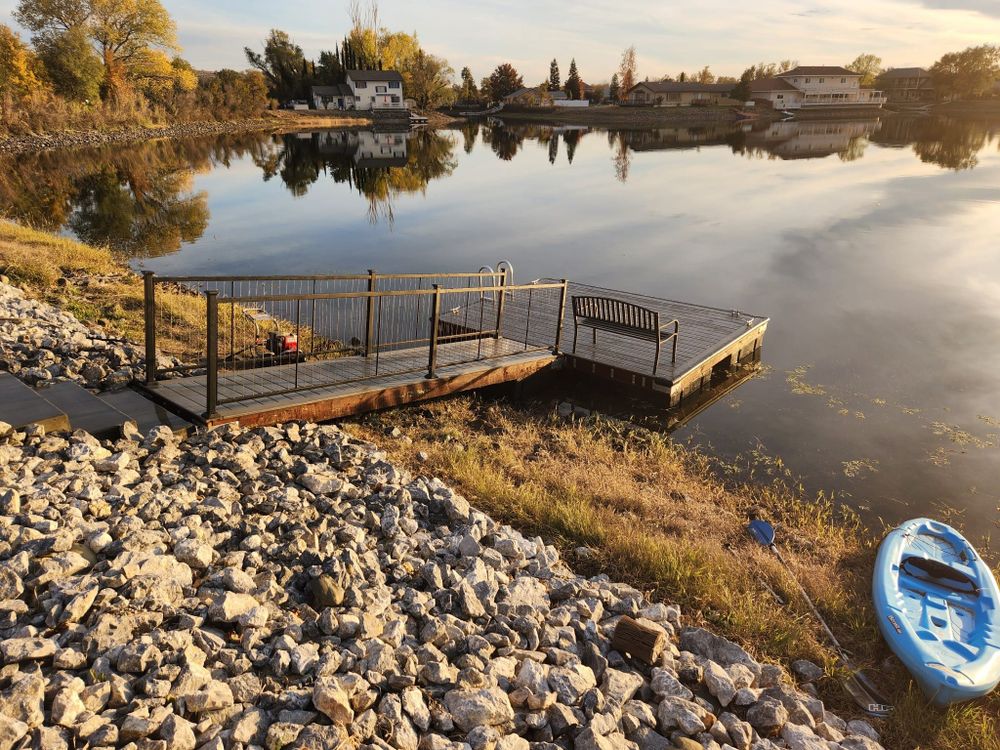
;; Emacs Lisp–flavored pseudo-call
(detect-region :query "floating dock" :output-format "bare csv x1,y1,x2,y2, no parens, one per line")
137,271,768,428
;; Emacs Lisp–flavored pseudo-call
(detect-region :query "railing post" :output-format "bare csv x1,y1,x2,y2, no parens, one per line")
426,284,442,379
494,268,507,339
365,269,376,356
143,271,157,385
553,279,569,352
206,290,219,419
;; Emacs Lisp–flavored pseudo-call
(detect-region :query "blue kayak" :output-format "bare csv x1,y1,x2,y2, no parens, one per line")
873,518,1000,706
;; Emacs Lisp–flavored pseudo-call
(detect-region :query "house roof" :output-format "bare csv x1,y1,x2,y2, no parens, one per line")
880,67,930,78
346,69,403,82
781,66,857,78
629,81,734,94
749,77,800,93
312,84,354,97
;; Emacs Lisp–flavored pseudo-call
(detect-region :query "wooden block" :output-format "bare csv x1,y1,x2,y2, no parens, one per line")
611,615,666,664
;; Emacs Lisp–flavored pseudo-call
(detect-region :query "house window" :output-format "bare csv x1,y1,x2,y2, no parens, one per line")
805,78,811,83
819,78,824,83
841,77,846,83
355,80,367,89
389,81,400,89
376,86,386,93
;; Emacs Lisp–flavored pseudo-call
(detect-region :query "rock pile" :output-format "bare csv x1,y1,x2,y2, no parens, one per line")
0,282,175,391
0,419,886,750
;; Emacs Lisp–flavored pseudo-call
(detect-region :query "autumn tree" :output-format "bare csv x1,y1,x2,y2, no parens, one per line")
246,30,308,101
847,53,883,86
457,66,478,102
0,24,45,98
696,66,715,84
730,67,754,102
930,45,1000,100
408,49,454,108
35,25,102,101
618,46,637,98
549,58,560,91
564,58,583,99
485,63,522,101
16,0,179,101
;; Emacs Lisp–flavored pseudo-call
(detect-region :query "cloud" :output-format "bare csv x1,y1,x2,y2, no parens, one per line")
914,1,1000,19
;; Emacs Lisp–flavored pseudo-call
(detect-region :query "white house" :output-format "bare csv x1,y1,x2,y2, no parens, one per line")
750,66,886,110
311,83,355,110
346,70,405,110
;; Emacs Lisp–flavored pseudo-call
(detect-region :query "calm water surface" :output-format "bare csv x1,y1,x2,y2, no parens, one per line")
3,116,999,545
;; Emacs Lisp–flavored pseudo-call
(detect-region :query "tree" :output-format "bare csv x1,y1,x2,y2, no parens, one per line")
245,29,307,101
346,0,379,69
0,24,45,98
549,58,560,91
315,48,343,85
35,26,103,101
730,67,753,102
87,0,179,101
16,0,179,101
618,46,637,99
457,66,478,102
696,66,715,84
408,49,454,108
930,45,1000,100
485,63,522,101
846,53,883,86
564,58,583,99
609,73,620,102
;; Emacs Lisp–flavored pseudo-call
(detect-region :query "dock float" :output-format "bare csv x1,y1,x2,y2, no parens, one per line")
136,271,768,428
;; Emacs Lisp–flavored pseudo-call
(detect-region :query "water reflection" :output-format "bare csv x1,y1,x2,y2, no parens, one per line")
1,116,998,258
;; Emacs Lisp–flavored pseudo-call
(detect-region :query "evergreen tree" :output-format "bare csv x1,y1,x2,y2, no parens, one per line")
609,73,620,102
549,58,560,91
564,58,581,99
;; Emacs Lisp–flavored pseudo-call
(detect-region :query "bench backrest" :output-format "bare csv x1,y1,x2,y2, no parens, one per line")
572,296,658,332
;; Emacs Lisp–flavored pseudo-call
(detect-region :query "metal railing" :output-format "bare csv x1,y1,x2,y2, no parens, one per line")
142,270,509,384
141,272,568,418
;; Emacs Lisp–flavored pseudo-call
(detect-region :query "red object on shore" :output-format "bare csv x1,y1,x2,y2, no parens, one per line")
267,332,298,355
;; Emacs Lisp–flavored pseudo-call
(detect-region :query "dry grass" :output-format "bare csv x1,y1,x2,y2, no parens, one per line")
348,396,1000,750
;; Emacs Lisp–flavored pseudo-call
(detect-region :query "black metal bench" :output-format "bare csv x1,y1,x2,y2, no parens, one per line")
572,295,679,374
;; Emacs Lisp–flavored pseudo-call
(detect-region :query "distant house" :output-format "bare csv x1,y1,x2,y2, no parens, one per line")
312,84,355,110
346,70,405,110
877,68,934,103
750,66,886,110
625,81,738,107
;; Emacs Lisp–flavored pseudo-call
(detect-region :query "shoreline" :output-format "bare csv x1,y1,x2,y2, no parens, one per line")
0,111,375,157
1,223,997,750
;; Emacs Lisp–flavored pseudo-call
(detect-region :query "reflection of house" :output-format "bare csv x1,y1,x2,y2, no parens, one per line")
626,81,737,107
744,120,877,159
354,131,408,167
346,70,405,110
750,66,886,110
877,68,934,103
624,125,737,151
312,84,355,110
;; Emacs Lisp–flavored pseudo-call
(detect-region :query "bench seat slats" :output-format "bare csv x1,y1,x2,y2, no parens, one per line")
571,295,679,374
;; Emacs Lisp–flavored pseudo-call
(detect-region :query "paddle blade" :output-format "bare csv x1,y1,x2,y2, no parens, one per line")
748,519,776,547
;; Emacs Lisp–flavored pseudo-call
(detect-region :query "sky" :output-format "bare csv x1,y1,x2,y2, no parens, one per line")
2,0,1000,83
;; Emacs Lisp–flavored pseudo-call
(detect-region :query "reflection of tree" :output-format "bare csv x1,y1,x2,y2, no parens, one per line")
259,129,458,225
0,137,232,257
613,132,631,183
484,125,524,161
548,134,559,164
563,130,581,164
837,136,869,163
871,116,998,171
459,122,479,154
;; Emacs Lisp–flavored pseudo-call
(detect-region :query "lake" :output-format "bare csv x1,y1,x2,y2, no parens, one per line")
2,115,999,546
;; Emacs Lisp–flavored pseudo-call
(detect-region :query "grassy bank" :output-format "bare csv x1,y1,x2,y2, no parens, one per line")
349,397,1000,750
1,220,998,749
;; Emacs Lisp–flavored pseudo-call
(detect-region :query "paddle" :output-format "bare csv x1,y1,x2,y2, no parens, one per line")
747,518,894,718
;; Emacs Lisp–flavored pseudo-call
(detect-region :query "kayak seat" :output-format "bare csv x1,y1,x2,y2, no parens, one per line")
901,556,980,596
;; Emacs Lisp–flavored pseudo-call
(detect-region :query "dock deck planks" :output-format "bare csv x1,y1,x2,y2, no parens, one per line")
142,336,555,427
443,281,769,405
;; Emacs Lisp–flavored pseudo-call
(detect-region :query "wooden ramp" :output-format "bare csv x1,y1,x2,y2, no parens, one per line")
443,281,769,406
141,337,555,428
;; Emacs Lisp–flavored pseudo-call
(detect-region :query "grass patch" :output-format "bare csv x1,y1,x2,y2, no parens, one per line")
349,396,1000,750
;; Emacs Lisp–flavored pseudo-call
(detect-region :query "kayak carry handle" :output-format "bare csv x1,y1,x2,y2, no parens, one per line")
901,556,980,596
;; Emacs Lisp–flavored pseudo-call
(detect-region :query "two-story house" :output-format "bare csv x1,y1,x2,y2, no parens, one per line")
750,66,886,110
346,70,405,110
